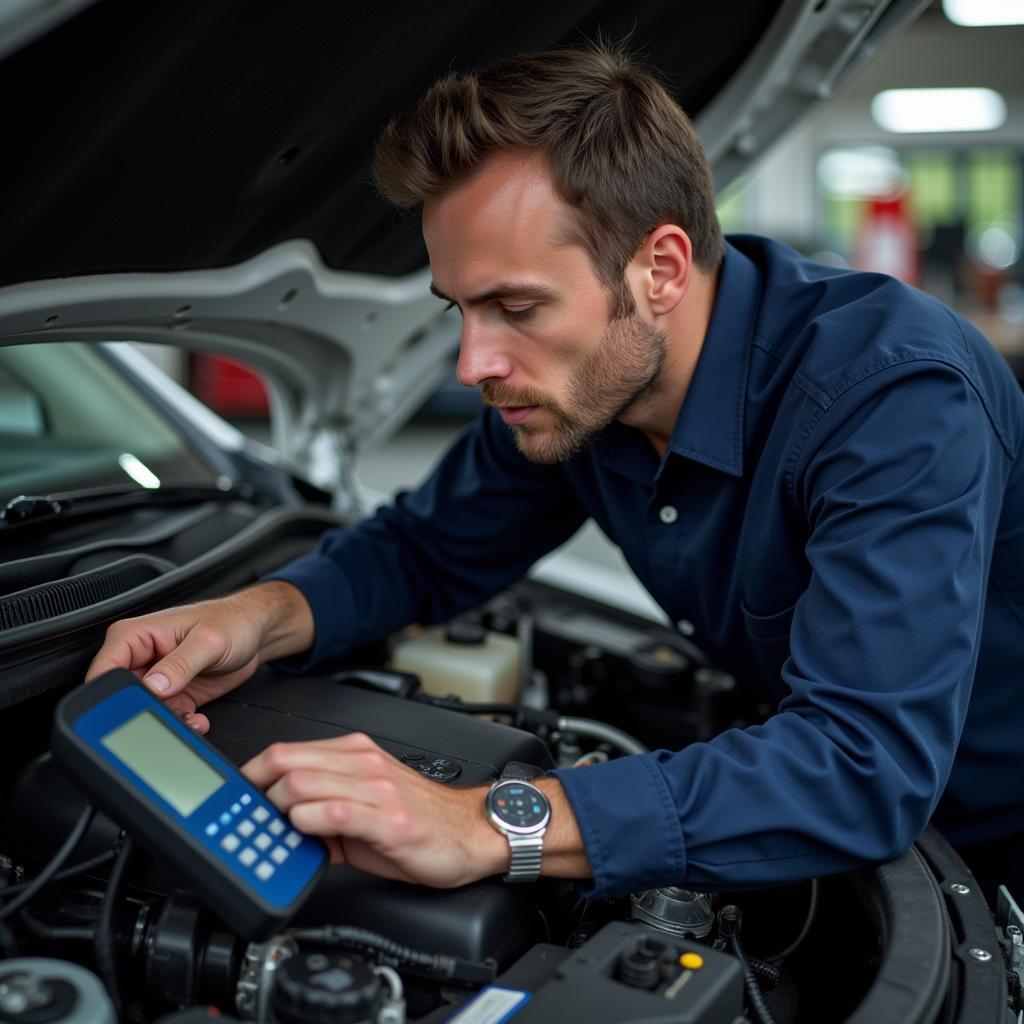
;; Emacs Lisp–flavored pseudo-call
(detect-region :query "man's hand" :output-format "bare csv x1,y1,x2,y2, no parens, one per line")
242,733,594,887
242,732,509,887
85,581,315,733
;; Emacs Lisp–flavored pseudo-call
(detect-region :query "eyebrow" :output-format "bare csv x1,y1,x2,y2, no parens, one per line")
429,281,556,308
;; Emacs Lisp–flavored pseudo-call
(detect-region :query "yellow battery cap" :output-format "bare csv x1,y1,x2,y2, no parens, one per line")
679,952,704,970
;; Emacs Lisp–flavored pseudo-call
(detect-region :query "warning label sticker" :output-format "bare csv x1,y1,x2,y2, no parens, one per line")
445,986,531,1024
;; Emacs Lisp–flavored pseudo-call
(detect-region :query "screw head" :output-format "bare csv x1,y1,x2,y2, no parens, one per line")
950,883,971,895
968,948,993,962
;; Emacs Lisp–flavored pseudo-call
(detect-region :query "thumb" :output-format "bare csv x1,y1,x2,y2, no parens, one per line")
142,629,225,699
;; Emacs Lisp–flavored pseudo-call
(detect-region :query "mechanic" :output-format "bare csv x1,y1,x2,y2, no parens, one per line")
87,43,1024,904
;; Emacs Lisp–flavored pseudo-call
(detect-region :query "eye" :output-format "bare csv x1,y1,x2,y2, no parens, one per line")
502,306,536,322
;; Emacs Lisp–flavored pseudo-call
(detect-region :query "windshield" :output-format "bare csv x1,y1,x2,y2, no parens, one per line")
0,342,218,505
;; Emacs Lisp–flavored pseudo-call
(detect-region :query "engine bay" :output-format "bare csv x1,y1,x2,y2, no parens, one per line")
1,578,1022,1023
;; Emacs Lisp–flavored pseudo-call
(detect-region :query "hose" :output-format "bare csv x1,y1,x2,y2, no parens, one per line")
718,904,777,1024
414,693,649,757
555,716,649,756
94,835,133,1017
0,849,116,898
0,804,95,924
288,925,496,985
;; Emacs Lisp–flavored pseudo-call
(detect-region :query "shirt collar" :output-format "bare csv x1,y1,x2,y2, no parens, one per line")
663,240,761,478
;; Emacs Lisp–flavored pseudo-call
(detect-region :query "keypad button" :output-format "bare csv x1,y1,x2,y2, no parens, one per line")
205,823,219,837
270,846,289,865
252,806,270,824
231,802,241,814
220,834,240,853
237,820,256,838
219,812,231,826
238,848,258,867
254,833,272,851
240,794,252,806
255,862,275,881
268,819,285,836
284,831,302,849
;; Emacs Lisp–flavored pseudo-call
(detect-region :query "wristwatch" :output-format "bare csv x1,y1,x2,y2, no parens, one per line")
485,763,551,883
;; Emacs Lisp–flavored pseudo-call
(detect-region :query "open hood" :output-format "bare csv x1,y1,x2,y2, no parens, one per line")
0,0,928,501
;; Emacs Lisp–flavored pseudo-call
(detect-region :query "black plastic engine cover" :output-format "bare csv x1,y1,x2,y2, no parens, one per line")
203,667,553,785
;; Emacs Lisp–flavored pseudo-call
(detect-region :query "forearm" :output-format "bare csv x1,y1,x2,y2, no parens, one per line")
242,580,316,663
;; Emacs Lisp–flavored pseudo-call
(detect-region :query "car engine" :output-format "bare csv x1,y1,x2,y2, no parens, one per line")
1,579,1022,1023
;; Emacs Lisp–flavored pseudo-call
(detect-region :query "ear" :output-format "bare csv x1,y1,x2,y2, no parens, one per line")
630,225,692,317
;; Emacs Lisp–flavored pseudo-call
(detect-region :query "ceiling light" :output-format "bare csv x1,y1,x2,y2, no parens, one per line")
871,88,1006,134
943,0,1024,26
818,147,907,198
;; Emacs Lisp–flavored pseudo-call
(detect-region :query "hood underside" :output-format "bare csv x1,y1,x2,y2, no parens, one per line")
0,0,928,288
0,0,928,495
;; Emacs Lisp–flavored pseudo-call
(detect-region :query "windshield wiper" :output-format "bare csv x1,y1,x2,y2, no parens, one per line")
1,482,253,528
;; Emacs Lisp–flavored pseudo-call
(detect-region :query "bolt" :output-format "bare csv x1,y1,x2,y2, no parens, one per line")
968,948,993,962
950,883,971,895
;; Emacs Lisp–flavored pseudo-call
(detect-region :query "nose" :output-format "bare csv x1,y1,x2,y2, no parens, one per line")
455,319,514,388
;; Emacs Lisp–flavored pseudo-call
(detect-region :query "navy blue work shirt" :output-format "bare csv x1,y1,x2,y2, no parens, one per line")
271,235,1024,899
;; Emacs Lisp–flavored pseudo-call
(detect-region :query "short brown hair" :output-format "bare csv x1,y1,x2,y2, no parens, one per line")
373,42,724,310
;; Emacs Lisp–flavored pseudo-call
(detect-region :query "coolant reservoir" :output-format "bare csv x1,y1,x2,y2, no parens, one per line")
390,621,521,705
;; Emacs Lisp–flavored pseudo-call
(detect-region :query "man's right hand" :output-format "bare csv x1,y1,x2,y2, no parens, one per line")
85,580,315,734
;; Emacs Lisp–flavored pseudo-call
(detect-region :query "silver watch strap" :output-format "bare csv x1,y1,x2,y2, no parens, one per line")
505,832,545,882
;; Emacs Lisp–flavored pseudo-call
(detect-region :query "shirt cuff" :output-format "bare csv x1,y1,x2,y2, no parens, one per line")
264,552,360,673
551,753,687,899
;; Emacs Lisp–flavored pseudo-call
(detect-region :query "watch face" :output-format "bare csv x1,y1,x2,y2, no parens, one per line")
488,781,550,833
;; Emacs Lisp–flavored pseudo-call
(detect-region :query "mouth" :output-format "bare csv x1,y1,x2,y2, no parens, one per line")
496,405,539,425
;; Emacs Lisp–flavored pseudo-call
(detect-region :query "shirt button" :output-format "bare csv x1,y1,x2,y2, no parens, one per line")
659,505,679,524
677,619,695,636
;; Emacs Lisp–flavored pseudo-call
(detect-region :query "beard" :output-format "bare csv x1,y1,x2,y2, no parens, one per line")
481,311,668,464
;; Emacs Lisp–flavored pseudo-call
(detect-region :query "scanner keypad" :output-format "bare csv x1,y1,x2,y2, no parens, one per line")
208,799,299,884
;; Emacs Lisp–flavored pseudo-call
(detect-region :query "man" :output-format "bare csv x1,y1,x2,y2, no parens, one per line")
88,44,1024,902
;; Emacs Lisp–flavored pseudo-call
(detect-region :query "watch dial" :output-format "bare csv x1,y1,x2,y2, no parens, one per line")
491,782,548,828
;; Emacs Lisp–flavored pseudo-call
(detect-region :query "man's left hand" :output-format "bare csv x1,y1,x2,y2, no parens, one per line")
242,733,508,887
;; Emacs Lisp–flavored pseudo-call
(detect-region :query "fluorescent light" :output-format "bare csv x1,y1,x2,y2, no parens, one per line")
818,147,907,198
118,453,161,489
943,0,1024,26
871,88,1006,134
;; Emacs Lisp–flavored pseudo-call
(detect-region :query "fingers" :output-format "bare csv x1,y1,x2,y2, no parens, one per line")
286,798,417,879
241,733,389,789
240,735,491,888
87,612,237,701
85,624,157,682
183,711,210,734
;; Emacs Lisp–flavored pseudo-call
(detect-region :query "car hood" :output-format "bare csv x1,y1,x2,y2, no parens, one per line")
0,0,927,502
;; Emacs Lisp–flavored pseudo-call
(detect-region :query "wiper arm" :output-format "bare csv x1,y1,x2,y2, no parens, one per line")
1,482,251,527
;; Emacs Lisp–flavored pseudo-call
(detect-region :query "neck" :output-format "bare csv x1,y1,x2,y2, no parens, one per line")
622,267,719,457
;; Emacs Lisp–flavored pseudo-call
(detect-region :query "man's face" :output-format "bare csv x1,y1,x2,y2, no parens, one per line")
423,151,666,464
